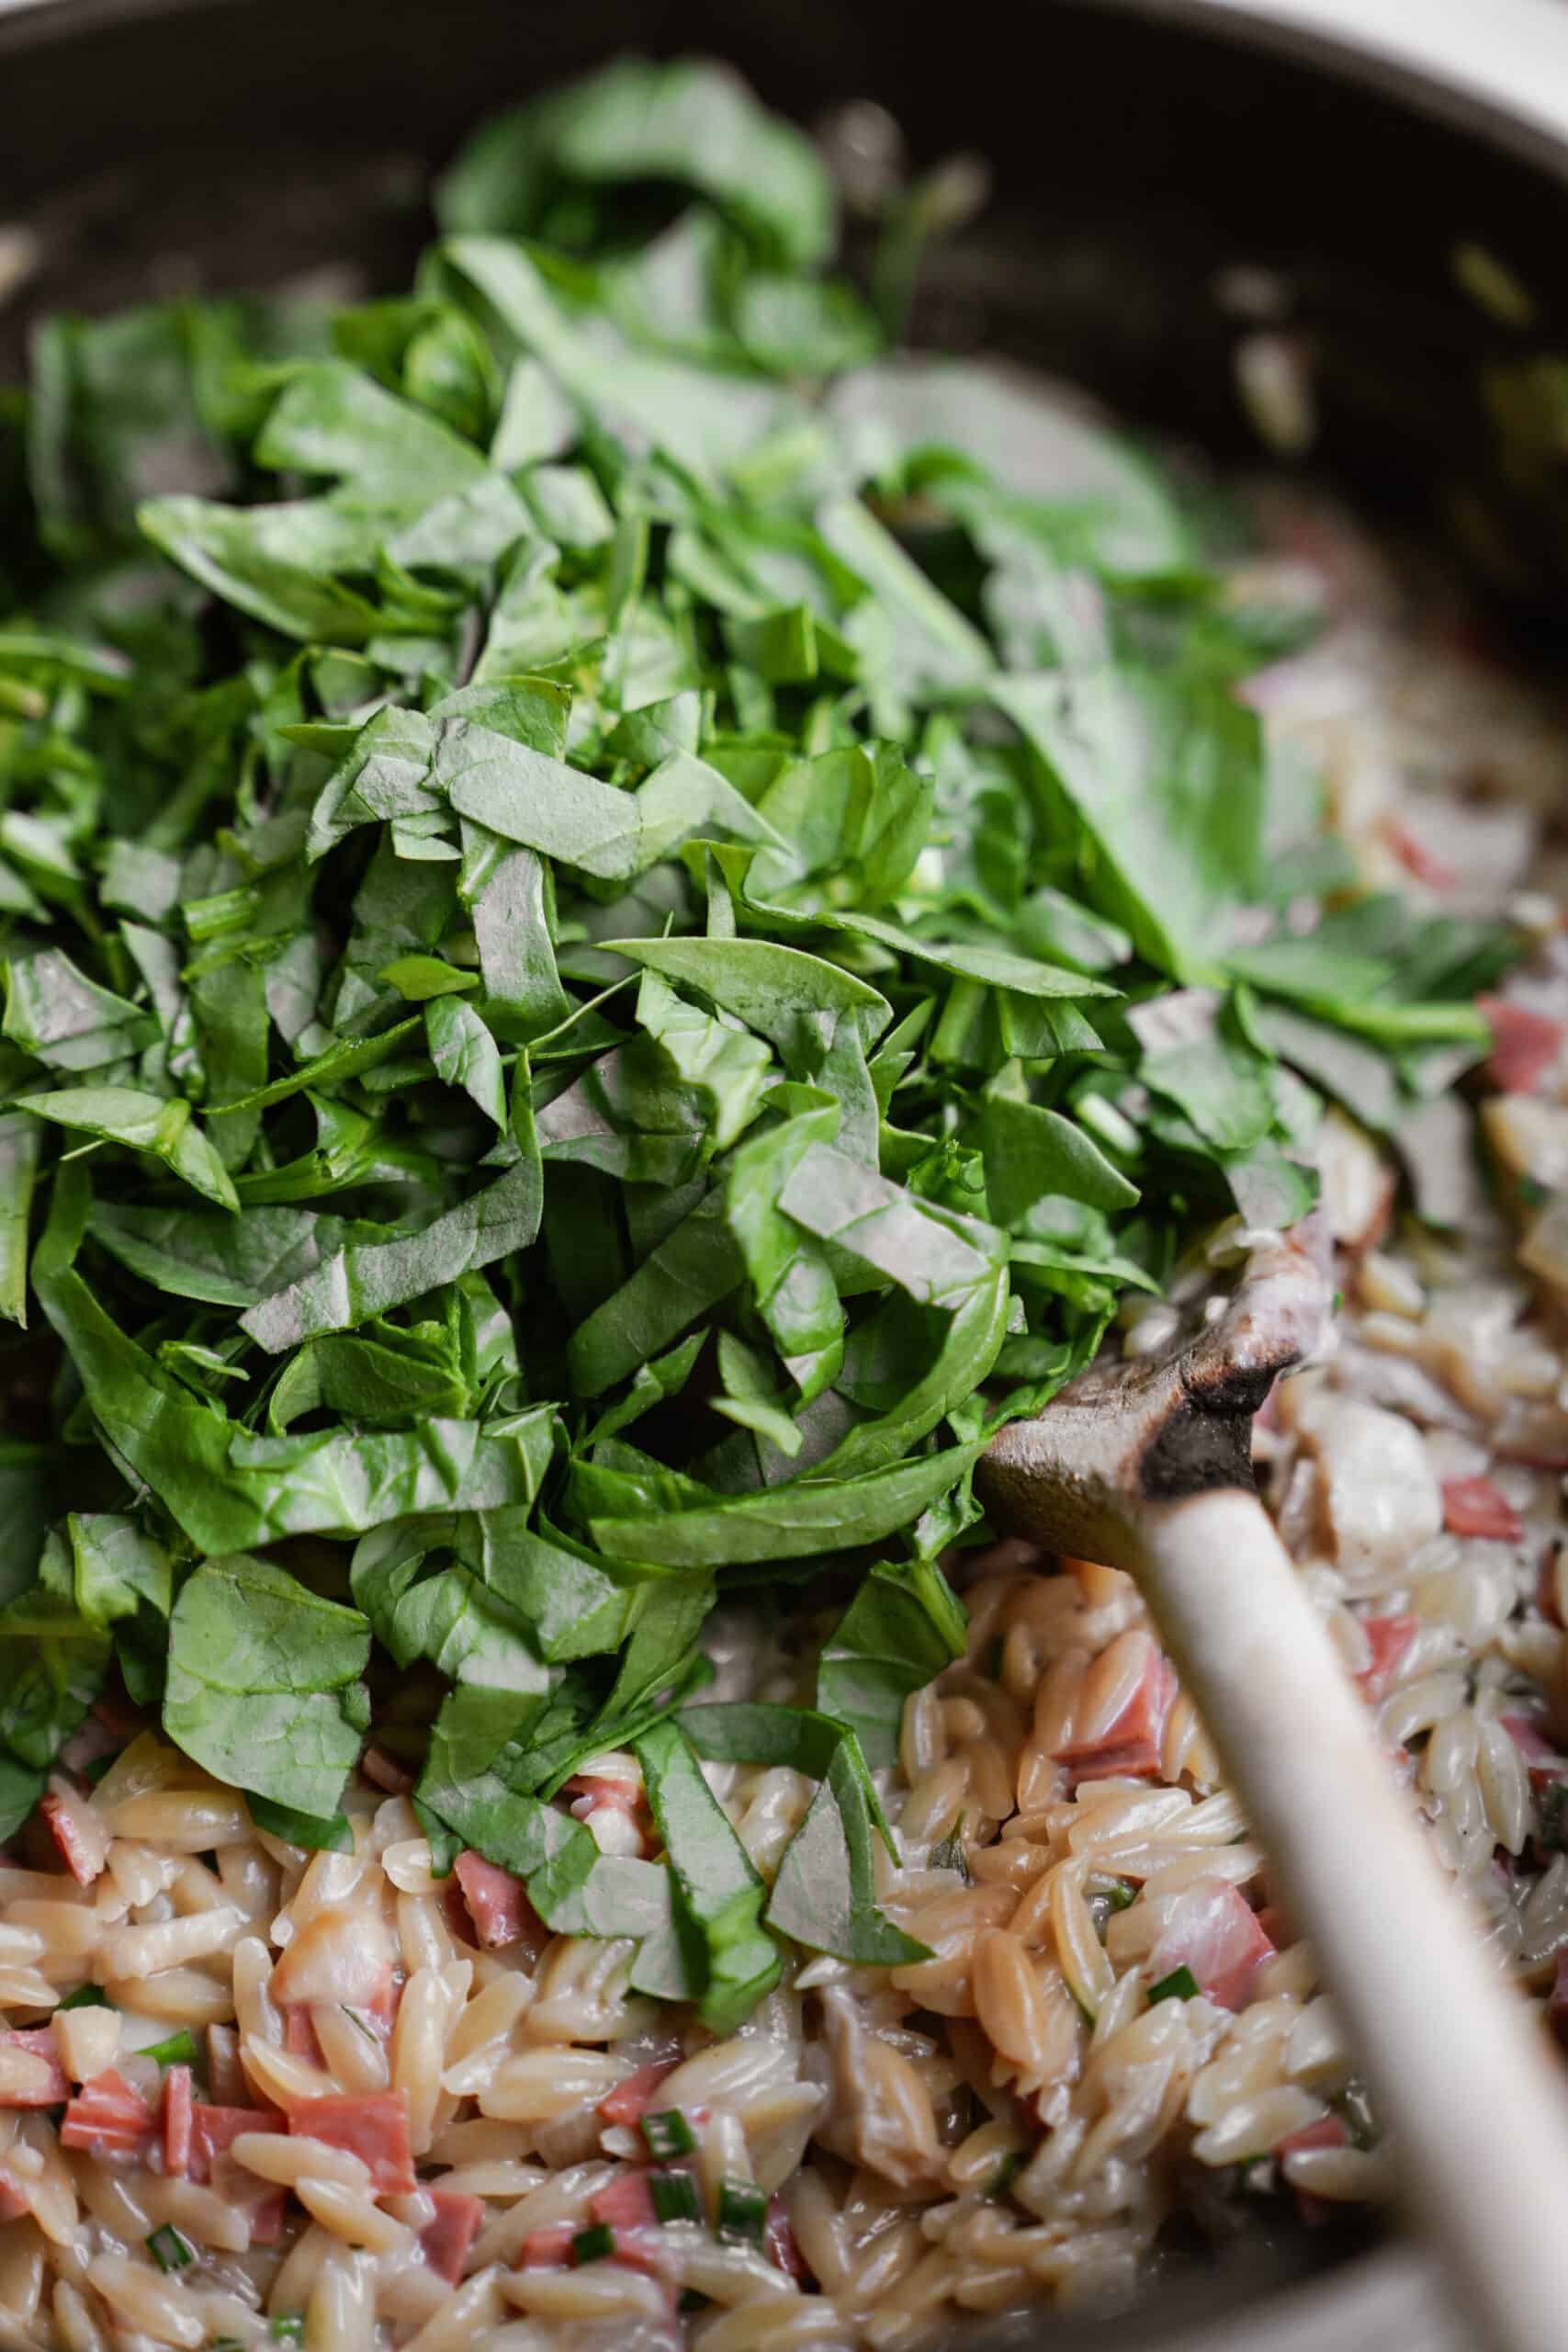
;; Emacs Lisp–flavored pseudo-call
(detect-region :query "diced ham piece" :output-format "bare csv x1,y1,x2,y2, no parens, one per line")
1277,2114,1348,2159
420,2188,484,2284
1501,1714,1568,1793
1442,1476,1523,1544
520,2223,577,2267
1355,1614,1418,1702
766,2196,807,2279
360,1744,414,1795
1387,819,1457,892
359,1974,400,2038
91,1694,145,1739
1481,997,1563,1097
60,2069,157,2157
596,2057,680,2129
284,2007,325,2065
590,2171,657,2232
39,1784,108,1887
610,2239,679,2298
0,2028,69,2109
453,1851,542,1951
1149,1881,1276,2012
288,2091,416,2195
564,1767,650,1858
163,2065,193,2177
1054,1638,1179,1786
562,1768,641,1805
247,2190,287,2245
190,2102,284,2185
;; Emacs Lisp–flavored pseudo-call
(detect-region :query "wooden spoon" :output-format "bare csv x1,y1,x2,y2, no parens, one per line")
977,1223,1568,2352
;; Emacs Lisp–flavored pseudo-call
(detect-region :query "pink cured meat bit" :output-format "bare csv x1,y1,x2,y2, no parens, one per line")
520,2223,577,2268
420,2188,484,2284
163,2065,194,2177
0,2028,68,2109
288,2091,416,2195
283,2007,325,2065
1501,1713,1568,1792
1150,1881,1277,2011
358,1973,400,2039
1054,1643,1179,1785
562,1768,641,1804
1387,819,1458,892
247,2189,287,2245
190,2102,284,2185
60,2068,157,2156
1441,1476,1523,1543
1480,997,1563,1096
1354,1614,1418,1702
39,1791,106,1887
766,2196,807,2279
596,2057,680,2129
590,2171,657,2232
1277,2114,1348,2159
453,1850,541,1951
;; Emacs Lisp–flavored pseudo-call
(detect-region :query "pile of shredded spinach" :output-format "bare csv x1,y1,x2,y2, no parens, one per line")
0,60,1511,2024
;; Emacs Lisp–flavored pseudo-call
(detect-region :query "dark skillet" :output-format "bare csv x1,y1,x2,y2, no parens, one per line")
4,1,1565,2341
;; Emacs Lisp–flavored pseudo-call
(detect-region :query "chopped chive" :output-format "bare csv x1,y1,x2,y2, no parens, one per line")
141,2027,200,2070
641,2107,695,2160
1103,1879,1137,1912
270,2324,305,2346
716,2178,767,2246
56,1984,114,2011
211,2340,245,2351
649,2168,701,2224
145,2223,195,2274
571,2222,615,2265
985,2150,1026,2200
1147,1964,1201,2006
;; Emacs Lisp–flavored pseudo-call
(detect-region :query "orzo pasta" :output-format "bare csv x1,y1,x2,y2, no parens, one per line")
0,48,1565,2352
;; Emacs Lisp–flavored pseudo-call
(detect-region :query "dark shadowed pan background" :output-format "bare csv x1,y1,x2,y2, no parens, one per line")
3,0,1564,2341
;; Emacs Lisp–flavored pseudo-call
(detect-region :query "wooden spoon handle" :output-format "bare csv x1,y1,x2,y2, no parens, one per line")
1134,1486,1567,2352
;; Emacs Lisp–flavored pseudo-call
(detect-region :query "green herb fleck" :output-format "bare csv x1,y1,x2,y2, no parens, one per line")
716,2178,767,2246
146,2224,195,2273
649,2168,702,2224
641,2109,696,2161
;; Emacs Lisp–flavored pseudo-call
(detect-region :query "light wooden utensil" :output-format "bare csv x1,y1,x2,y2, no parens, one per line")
977,1225,1568,2352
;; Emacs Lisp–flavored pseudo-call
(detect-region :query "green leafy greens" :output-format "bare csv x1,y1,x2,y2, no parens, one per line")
0,54,1510,2015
